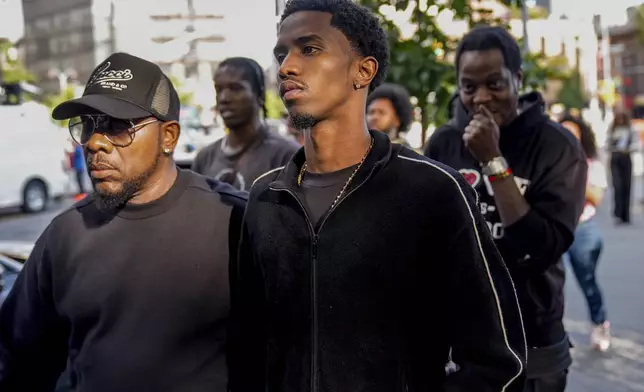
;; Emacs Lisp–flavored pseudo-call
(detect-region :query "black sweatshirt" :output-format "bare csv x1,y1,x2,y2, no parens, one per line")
0,169,246,392
425,92,587,353
230,130,527,392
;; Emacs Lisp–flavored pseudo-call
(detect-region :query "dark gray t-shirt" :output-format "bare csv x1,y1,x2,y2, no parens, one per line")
192,127,299,191
298,164,357,228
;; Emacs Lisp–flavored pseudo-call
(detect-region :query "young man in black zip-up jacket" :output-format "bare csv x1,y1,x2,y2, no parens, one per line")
424,27,587,392
229,1,527,391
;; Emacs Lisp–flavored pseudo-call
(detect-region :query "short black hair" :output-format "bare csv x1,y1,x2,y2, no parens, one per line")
367,83,414,133
280,0,389,91
217,57,267,116
455,26,522,76
560,115,598,159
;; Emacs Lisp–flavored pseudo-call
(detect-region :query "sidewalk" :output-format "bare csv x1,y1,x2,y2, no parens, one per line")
565,174,644,392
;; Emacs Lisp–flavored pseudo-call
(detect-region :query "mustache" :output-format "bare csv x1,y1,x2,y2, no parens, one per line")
87,155,116,170
279,79,307,92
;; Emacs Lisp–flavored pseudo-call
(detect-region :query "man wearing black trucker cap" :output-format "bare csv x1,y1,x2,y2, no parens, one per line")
0,53,247,392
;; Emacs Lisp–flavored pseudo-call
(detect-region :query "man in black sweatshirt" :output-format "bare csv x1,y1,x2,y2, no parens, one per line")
0,53,246,391
425,27,587,392
230,1,527,391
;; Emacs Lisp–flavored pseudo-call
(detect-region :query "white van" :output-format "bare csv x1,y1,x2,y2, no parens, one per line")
0,102,72,213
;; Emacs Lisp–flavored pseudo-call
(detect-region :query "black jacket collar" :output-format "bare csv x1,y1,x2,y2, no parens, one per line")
269,130,394,192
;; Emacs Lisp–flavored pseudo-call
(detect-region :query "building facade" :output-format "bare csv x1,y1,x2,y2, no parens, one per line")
21,0,103,94
21,0,276,108
596,7,644,112
21,0,226,96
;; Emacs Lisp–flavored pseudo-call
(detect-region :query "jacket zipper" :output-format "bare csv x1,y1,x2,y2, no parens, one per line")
269,166,376,392
268,187,318,391
311,234,318,392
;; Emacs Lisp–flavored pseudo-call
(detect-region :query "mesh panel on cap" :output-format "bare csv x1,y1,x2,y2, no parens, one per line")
151,76,171,116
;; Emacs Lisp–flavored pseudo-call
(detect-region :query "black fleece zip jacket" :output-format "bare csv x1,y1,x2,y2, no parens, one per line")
425,92,587,353
229,130,527,392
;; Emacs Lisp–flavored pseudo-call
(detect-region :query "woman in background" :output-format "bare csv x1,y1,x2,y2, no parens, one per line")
560,116,611,351
608,110,638,224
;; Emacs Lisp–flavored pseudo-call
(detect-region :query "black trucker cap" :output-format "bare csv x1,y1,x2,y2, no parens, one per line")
52,52,180,122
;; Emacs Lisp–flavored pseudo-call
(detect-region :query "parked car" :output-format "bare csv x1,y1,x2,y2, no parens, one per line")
0,241,31,306
0,102,72,213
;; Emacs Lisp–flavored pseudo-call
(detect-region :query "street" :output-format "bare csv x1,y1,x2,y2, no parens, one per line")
0,180,643,391
565,177,644,392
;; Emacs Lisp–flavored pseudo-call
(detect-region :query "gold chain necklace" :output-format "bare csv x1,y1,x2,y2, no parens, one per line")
297,137,374,211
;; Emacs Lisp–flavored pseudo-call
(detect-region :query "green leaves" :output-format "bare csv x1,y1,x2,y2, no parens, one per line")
557,70,588,110
360,0,465,134
168,75,194,107
0,41,36,85
521,51,568,92
265,89,286,119
43,86,78,127
359,0,564,141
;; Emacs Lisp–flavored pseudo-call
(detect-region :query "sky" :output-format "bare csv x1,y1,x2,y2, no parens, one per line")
0,0,24,42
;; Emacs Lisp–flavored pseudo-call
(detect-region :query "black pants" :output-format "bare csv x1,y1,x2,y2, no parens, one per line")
611,152,632,223
524,370,568,392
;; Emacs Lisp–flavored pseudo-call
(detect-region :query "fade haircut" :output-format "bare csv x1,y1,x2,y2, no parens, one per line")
280,0,390,91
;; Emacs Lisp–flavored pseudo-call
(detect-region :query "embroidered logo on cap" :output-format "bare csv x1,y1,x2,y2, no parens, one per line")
87,61,133,92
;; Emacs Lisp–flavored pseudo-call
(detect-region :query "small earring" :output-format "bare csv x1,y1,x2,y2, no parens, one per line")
355,83,361,89
163,148,171,155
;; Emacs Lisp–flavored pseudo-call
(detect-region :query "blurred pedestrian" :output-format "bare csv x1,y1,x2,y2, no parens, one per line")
231,1,526,391
366,83,413,146
0,53,247,392
192,57,299,191
607,109,638,225
560,115,611,352
425,26,587,392
72,143,86,195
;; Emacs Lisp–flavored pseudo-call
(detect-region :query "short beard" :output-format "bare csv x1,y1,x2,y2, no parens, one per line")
92,151,162,213
289,113,317,131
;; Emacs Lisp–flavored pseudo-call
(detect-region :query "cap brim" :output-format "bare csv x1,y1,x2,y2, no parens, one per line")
51,94,152,120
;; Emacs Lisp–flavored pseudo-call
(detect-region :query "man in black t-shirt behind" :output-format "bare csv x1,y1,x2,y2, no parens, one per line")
192,57,299,191
0,53,246,392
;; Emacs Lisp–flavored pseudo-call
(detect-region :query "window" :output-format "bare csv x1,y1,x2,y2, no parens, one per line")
81,31,95,51
69,6,92,28
35,38,50,59
53,13,68,30
69,33,82,51
49,38,59,55
58,37,69,54
34,17,51,35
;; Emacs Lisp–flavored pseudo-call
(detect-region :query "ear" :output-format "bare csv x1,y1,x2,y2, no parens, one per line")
354,56,378,90
161,121,181,154
515,70,524,92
